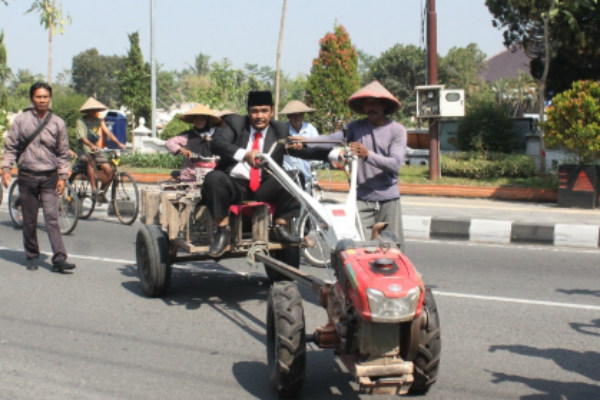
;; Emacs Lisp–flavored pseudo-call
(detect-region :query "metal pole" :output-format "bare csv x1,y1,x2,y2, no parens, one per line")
427,0,440,180
150,0,157,138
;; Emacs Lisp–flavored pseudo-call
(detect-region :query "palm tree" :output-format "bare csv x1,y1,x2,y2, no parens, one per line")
26,0,71,85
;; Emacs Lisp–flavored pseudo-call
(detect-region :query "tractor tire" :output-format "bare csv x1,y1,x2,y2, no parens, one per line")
267,247,300,282
409,288,441,395
136,224,171,297
267,281,306,398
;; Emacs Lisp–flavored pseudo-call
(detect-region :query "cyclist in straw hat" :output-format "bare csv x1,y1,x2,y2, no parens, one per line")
76,97,126,200
165,104,221,182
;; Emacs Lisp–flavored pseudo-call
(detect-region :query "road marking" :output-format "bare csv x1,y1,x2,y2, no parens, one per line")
2,245,599,311
433,290,600,311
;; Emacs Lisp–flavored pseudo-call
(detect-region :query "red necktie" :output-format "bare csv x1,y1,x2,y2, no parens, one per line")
249,131,262,192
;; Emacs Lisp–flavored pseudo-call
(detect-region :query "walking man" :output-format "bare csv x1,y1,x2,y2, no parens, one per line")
1,82,76,272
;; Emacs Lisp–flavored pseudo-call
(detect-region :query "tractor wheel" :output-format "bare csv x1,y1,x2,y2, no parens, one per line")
409,288,441,395
136,224,171,297
267,281,306,398
267,247,300,282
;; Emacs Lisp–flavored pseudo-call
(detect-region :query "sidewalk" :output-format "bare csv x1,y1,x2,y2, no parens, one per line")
132,173,600,249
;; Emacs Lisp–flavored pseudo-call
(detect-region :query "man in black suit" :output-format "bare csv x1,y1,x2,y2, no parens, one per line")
203,91,305,257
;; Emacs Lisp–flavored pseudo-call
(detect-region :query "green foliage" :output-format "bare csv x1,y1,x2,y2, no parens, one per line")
367,44,426,123
118,32,151,128
457,100,516,153
439,43,486,94
71,48,123,106
306,25,359,133
120,152,183,170
0,30,10,109
486,0,600,95
197,58,251,111
51,91,88,149
441,152,536,179
160,114,189,140
542,80,600,163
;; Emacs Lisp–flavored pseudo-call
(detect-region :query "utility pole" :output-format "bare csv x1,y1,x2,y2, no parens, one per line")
150,0,157,138
274,0,287,120
427,0,439,180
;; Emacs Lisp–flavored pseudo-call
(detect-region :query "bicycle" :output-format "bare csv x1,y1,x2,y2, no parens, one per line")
69,149,139,225
293,161,339,268
7,177,79,235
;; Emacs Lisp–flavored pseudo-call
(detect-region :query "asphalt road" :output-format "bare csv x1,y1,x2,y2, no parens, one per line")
0,205,599,399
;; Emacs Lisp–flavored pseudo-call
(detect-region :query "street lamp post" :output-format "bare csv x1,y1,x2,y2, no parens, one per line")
150,0,157,138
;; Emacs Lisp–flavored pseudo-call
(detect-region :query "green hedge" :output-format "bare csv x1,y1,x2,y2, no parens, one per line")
441,152,536,179
120,152,184,169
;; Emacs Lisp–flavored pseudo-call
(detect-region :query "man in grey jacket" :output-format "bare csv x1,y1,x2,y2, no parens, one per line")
1,82,76,272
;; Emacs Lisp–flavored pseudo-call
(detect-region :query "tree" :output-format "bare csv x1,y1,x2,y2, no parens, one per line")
6,69,45,111
118,31,151,130
0,30,11,109
486,0,600,96
367,44,426,123
357,49,376,84
542,80,600,163
439,43,487,94
26,0,71,85
306,25,359,133
72,48,123,106
188,53,211,76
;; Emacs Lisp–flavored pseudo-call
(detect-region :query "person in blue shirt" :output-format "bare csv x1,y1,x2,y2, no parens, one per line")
280,100,319,188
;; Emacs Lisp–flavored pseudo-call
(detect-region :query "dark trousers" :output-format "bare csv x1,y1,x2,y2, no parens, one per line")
18,174,68,263
202,170,300,221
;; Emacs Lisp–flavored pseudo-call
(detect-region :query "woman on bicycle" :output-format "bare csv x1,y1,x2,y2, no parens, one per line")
165,104,221,182
76,97,126,200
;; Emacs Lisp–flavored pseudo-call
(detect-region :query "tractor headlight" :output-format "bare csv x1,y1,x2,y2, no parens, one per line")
366,286,421,322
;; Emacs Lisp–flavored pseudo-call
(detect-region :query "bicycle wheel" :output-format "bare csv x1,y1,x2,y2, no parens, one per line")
297,199,339,268
8,179,23,229
70,174,96,219
58,182,79,235
112,172,139,225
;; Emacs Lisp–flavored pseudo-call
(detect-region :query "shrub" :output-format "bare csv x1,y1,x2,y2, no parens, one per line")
442,152,536,179
542,80,600,164
160,114,189,140
120,152,183,170
457,101,516,153
51,92,88,149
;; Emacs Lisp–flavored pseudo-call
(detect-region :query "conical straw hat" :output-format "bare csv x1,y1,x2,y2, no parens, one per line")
279,100,315,115
347,80,402,115
79,97,107,113
180,104,221,126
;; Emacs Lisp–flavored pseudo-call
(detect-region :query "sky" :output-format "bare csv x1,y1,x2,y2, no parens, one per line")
0,1,507,82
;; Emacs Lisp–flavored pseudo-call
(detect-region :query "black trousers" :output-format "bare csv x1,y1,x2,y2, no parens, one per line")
202,170,300,221
18,173,68,263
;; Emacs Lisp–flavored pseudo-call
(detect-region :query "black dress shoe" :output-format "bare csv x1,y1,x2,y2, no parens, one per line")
52,259,76,273
209,226,231,257
270,224,303,244
26,258,38,271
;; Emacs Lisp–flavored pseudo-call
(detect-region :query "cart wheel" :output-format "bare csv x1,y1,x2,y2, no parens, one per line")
409,288,441,394
136,224,171,297
267,281,306,398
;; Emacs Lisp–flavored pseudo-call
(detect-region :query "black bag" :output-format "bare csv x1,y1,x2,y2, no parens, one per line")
87,130,100,144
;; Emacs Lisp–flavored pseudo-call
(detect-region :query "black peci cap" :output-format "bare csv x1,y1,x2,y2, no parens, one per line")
247,90,273,108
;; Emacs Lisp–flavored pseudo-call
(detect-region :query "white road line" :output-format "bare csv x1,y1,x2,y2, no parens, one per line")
433,290,600,311
2,246,599,311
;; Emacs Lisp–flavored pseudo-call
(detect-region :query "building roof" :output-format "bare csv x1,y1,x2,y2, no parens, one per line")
480,46,531,82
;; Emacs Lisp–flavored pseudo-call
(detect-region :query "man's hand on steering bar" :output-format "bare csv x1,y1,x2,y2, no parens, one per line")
244,149,261,167
350,142,369,159
286,135,305,150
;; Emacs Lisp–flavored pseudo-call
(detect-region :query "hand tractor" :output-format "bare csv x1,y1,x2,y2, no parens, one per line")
253,140,441,397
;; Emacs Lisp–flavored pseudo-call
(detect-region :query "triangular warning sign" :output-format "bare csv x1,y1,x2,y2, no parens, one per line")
572,170,594,192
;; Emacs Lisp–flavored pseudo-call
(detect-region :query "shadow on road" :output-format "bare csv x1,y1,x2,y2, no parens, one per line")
233,350,361,399
570,318,600,337
556,288,600,298
489,344,600,398
488,372,600,399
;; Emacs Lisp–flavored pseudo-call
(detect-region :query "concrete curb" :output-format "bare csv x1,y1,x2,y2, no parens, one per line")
403,216,600,249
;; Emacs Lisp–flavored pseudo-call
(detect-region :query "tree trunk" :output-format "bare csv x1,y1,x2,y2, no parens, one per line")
274,0,287,121
538,0,555,172
47,14,53,85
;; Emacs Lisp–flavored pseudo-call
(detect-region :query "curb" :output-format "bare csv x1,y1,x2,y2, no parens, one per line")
403,216,600,249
